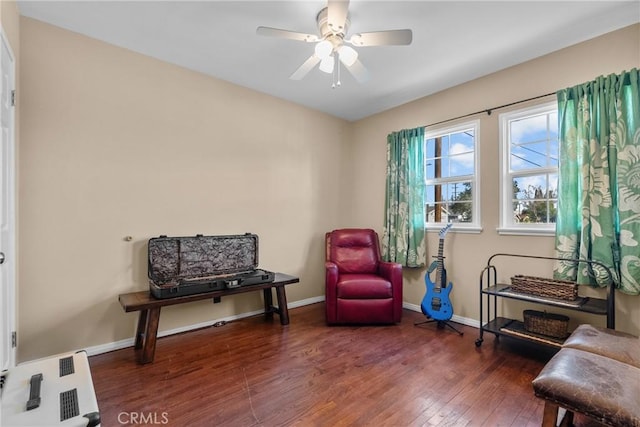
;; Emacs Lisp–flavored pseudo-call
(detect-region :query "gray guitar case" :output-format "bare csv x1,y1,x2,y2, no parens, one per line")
148,233,275,299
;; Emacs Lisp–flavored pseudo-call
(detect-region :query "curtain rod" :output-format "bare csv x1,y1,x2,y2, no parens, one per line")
423,91,556,129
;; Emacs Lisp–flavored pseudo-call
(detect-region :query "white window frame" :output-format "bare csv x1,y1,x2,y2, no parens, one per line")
498,101,558,236
424,120,481,233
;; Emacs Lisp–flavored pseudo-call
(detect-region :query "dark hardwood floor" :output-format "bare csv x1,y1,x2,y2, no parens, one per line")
90,303,603,426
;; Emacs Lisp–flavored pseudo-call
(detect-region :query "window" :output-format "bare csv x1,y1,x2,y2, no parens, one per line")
424,120,480,232
499,102,558,235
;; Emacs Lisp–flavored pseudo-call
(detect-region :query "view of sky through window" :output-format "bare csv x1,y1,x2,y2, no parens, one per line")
425,126,477,225
506,108,558,225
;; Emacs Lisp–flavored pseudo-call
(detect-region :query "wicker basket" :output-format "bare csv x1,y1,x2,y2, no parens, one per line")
523,310,570,339
510,275,578,301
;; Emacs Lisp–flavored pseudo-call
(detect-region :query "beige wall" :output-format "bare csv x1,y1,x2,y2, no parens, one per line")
18,17,350,361
15,14,640,362
349,23,640,336
1,0,19,49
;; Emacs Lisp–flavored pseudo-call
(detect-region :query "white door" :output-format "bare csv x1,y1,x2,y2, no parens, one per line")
0,28,16,372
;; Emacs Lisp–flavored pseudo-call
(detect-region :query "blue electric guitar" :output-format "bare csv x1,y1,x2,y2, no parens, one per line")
421,223,453,321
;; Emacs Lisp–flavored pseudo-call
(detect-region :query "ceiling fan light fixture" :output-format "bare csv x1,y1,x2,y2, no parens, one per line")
256,0,413,86
348,34,363,46
338,45,358,67
319,55,335,73
314,40,333,59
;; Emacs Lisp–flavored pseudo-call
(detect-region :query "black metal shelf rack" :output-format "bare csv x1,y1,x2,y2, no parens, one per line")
475,253,615,349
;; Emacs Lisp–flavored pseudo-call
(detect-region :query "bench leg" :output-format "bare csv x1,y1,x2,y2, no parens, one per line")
136,307,161,365
541,401,559,427
275,286,289,325
134,309,149,350
558,408,574,427
263,288,274,320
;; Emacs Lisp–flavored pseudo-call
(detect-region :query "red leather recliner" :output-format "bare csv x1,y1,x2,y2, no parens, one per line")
325,228,403,324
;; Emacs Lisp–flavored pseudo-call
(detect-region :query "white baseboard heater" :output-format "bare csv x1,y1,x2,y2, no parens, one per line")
1,351,100,426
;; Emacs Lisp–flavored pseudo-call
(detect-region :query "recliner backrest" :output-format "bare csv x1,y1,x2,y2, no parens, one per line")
327,229,380,274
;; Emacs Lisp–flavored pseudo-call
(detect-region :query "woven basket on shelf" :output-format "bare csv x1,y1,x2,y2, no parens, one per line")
523,310,569,339
510,275,578,301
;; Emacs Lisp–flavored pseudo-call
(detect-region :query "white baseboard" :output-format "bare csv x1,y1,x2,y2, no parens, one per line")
84,295,326,357
85,297,476,358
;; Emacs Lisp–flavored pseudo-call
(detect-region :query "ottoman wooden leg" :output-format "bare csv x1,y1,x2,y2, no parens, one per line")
558,409,574,427
541,401,559,427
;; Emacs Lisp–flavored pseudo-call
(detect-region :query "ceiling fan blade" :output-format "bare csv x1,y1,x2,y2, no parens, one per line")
348,29,413,46
346,59,369,83
256,26,318,43
290,55,321,80
327,0,350,34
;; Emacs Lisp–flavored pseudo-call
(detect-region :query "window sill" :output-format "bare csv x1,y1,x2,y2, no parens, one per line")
497,227,555,237
426,225,482,234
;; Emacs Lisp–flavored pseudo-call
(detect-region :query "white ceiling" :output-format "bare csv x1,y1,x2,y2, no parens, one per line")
16,1,640,121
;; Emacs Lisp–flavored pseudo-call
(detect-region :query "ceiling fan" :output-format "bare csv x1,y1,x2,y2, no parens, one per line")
256,0,412,87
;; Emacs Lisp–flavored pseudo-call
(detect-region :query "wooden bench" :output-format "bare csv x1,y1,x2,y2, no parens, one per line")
119,272,299,364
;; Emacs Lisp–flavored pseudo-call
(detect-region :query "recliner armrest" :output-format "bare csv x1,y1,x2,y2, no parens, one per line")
378,261,402,283
325,261,339,324
379,261,403,322
325,261,338,284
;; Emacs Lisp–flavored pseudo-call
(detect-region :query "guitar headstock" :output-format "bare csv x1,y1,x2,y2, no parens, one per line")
439,223,452,239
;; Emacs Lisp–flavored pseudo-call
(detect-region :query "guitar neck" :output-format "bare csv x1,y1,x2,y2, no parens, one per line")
435,239,445,289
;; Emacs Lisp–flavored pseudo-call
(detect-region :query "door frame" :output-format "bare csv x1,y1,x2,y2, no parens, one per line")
0,25,17,370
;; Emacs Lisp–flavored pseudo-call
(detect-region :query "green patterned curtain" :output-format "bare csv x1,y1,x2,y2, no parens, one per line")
554,69,640,295
382,127,426,267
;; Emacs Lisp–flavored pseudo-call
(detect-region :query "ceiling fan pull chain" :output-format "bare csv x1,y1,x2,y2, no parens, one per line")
331,54,336,89
336,51,341,87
